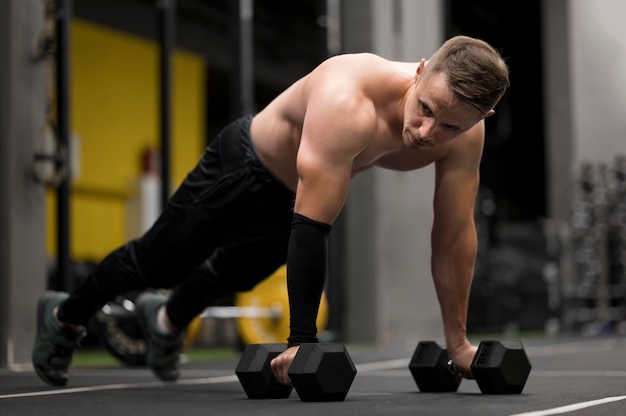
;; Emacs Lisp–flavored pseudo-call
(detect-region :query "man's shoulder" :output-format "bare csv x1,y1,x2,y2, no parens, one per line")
325,52,384,62
315,53,392,77
307,53,401,104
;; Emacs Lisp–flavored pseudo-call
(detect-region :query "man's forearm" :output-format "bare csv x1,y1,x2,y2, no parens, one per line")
286,213,332,346
431,233,477,353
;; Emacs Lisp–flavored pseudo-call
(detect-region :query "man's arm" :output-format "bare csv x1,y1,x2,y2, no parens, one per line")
430,121,486,378
283,120,357,347
270,83,372,384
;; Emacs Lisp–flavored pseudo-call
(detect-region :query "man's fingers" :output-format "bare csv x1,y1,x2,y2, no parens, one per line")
270,345,299,385
460,367,475,380
270,356,291,385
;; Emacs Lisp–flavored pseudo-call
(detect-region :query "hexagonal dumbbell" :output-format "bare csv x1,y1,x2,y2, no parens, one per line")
409,340,532,394
236,343,357,402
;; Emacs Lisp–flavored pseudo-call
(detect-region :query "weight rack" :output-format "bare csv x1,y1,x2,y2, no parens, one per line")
561,156,626,335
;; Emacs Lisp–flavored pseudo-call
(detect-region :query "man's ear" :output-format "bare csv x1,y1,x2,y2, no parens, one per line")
485,109,495,118
415,58,426,80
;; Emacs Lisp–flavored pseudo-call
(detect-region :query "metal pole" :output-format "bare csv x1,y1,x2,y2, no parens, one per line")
229,0,255,119
319,0,342,58
55,0,72,291
157,0,175,211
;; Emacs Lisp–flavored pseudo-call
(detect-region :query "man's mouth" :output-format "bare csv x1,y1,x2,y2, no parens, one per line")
408,133,430,148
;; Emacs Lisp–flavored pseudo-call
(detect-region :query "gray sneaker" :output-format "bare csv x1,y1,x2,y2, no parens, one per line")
135,291,184,381
32,291,86,386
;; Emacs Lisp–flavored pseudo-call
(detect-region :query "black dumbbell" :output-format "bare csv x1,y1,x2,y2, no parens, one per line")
409,340,532,394
236,343,357,402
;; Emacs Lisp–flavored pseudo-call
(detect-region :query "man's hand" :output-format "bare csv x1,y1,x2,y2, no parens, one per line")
270,345,300,385
448,340,477,379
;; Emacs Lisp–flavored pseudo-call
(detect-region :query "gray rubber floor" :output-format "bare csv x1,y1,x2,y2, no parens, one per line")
1,335,625,416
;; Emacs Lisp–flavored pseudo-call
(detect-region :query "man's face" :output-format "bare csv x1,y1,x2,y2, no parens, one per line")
402,71,482,150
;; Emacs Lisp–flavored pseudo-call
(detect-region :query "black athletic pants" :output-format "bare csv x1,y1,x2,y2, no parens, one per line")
57,115,295,329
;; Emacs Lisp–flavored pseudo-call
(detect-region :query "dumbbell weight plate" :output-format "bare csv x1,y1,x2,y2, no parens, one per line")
471,340,532,394
235,343,294,399
92,292,202,366
92,299,147,366
408,341,462,392
235,265,329,345
288,343,357,402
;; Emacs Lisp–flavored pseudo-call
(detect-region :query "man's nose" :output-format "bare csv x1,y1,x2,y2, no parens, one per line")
417,120,435,142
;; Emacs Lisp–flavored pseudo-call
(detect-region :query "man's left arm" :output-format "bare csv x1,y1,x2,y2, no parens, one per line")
430,122,486,379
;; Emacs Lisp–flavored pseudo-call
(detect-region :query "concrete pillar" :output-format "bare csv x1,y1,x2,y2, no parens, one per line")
0,0,49,369
543,0,626,220
342,0,445,352
543,0,573,221
569,0,626,165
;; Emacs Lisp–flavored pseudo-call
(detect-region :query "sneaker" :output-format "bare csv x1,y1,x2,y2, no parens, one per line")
135,291,184,381
32,291,86,386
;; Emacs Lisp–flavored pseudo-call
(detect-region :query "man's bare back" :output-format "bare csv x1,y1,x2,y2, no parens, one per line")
250,53,475,192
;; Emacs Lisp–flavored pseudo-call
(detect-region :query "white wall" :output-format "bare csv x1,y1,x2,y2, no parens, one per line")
570,0,626,165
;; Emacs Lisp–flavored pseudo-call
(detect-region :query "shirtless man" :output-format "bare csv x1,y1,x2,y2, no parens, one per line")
32,35,510,388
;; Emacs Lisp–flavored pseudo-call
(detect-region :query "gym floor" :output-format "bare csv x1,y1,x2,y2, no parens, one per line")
1,335,625,416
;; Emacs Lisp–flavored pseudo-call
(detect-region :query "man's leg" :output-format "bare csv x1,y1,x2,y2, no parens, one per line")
31,128,235,386
32,115,294,385
32,188,221,386
168,235,290,328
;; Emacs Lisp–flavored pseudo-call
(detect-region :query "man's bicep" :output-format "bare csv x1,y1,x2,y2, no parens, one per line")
434,125,484,214
293,142,352,225
432,146,481,236
293,94,371,224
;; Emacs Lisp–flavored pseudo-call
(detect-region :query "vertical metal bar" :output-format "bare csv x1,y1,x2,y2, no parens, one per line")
55,0,72,291
443,0,452,35
229,0,255,119
157,0,175,211
320,0,342,58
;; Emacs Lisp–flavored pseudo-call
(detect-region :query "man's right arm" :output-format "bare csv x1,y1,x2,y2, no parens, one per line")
270,82,372,385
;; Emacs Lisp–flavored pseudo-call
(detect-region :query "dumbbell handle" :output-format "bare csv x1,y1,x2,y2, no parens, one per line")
446,359,459,375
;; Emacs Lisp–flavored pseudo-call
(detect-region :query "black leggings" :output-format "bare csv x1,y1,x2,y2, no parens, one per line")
58,115,295,328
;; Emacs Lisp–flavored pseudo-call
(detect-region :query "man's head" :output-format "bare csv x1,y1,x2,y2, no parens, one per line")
422,35,510,118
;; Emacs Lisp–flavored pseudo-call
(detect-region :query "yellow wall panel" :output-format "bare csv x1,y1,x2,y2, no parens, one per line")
46,19,206,261
172,51,207,185
71,196,127,260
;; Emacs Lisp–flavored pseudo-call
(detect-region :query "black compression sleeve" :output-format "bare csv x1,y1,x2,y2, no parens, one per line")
286,213,332,347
